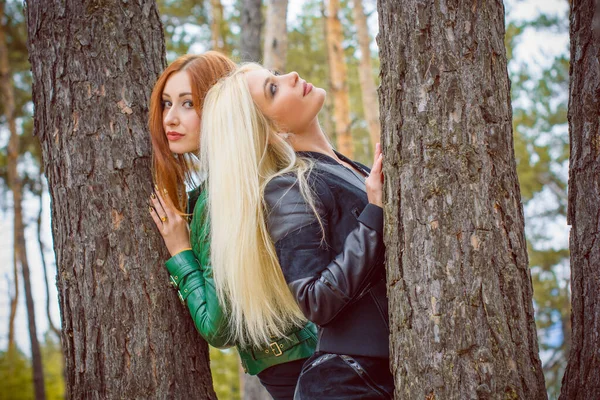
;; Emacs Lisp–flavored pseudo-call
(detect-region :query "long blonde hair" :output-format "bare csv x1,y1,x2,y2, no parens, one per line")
200,64,321,348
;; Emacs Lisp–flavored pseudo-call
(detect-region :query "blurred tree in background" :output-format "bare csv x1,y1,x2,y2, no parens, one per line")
506,8,570,399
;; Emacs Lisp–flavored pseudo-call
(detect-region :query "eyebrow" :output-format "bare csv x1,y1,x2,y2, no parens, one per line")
161,92,193,98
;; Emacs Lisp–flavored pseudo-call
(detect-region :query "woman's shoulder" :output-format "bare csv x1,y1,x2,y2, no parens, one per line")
264,173,302,211
265,169,331,204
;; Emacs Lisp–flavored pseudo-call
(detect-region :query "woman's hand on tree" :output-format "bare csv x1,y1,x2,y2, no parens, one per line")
366,143,384,208
149,188,192,256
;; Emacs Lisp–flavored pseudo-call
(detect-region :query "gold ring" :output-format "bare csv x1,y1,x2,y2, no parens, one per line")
160,216,167,222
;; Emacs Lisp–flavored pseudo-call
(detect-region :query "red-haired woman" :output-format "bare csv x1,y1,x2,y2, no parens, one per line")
147,52,317,399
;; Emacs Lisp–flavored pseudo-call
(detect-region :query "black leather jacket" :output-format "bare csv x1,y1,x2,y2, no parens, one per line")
264,151,389,358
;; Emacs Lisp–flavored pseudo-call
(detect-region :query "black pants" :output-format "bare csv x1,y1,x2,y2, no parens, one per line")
293,352,394,399
257,358,307,400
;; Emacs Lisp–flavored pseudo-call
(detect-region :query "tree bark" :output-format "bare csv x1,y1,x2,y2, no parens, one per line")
559,0,600,398
377,1,547,398
25,1,216,398
1,2,47,398
240,0,262,62
263,0,288,72
352,0,380,147
210,0,226,53
326,0,353,158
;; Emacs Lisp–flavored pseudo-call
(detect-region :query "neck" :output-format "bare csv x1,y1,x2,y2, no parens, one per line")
287,118,337,159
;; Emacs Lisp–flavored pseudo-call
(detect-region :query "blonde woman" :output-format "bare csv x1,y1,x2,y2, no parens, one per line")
147,53,317,400
200,64,393,399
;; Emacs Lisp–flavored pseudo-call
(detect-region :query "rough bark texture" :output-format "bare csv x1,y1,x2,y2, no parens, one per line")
377,1,547,398
242,374,271,400
263,0,288,72
240,0,262,62
25,1,216,398
352,0,380,147
326,0,353,158
210,0,225,52
559,1,600,398
2,2,47,398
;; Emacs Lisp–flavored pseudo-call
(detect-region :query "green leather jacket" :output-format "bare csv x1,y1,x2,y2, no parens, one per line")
164,186,317,375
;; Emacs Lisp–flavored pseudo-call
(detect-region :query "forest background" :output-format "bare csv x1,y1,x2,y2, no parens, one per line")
0,0,570,398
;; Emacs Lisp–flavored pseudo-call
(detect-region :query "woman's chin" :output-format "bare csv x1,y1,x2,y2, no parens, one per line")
169,143,196,155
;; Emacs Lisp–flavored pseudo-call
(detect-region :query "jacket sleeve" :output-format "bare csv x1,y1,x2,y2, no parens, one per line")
264,175,385,327
165,251,232,348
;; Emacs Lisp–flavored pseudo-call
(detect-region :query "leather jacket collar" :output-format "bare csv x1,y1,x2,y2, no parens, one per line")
297,150,369,177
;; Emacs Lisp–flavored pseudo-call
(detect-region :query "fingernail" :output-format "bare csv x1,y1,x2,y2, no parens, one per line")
154,184,159,191
163,188,168,195
148,206,153,213
151,193,157,200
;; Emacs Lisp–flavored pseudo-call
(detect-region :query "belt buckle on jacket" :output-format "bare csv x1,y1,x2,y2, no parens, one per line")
269,341,283,356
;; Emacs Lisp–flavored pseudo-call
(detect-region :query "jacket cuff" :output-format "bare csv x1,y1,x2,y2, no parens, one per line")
357,204,383,236
165,250,201,287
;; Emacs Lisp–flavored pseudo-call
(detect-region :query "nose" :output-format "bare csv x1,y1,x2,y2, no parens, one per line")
164,106,179,127
287,71,299,86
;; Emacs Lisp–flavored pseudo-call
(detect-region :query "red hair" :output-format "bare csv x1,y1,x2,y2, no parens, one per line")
149,52,236,214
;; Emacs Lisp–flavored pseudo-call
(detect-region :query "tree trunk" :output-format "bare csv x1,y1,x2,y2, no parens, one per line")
210,0,225,53
559,1,600,398
352,0,380,147
25,1,216,398
263,0,288,72
1,2,47,398
37,174,61,339
17,208,47,400
326,0,353,158
320,1,335,144
240,0,262,62
8,240,19,354
377,1,547,398
2,0,18,356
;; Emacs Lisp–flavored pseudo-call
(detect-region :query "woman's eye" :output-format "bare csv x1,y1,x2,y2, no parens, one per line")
270,83,277,97
183,100,194,108
162,100,172,108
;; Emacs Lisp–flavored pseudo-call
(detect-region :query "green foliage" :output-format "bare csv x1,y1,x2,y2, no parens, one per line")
286,0,379,166
0,348,34,400
0,0,39,201
506,9,570,399
156,0,239,63
156,0,210,59
0,336,64,400
209,347,240,400
41,334,64,400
